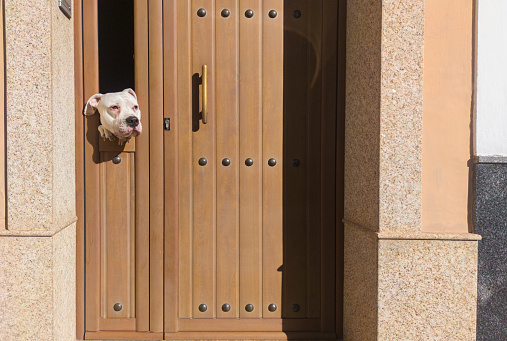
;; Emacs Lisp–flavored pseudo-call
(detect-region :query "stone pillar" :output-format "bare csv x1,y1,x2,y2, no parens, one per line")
0,1,76,340
343,0,480,339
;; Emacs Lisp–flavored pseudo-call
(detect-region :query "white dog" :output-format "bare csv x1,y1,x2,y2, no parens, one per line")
84,88,142,143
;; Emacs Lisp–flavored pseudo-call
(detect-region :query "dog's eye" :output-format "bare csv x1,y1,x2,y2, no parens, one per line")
111,105,119,110
133,105,138,110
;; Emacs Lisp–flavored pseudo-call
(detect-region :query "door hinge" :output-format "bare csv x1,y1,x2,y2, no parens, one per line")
164,118,170,131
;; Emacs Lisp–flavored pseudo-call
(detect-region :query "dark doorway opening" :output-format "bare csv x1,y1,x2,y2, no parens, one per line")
98,0,135,93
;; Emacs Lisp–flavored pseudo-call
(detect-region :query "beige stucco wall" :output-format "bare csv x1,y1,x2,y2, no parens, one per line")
422,0,473,233
0,1,76,340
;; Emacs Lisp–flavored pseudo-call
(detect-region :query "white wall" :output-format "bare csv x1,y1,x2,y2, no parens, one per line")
476,0,507,156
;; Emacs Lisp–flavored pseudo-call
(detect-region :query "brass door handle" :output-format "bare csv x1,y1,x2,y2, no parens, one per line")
201,65,208,124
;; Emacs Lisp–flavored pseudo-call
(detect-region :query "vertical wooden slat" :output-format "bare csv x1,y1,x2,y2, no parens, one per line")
163,0,180,333
74,0,85,337
336,1,347,336
177,0,193,319
100,161,107,318
83,0,101,331
129,154,136,319
283,0,309,319
239,0,263,319
148,0,165,332
102,152,135,325
307,0,323,319
191,0,216,319
262,0,284,319
134,0,150,331
320,0,338,332
215,0,240,319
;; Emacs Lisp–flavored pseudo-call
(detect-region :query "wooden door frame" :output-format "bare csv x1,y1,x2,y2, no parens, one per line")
75,0,347,339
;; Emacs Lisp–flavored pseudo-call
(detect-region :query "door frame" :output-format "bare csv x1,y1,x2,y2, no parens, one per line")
75,0,347,339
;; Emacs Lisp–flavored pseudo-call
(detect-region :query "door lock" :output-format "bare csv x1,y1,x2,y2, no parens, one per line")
164,118,170,131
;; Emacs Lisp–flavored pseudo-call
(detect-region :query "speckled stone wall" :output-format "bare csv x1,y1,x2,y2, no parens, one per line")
343,225,378,341
52,0,76,230
4,0,75,234
344,0,479,339
344,223,480,340
475,161,507,340
0,236,53,340
4,0,53,231
344,0,381,232
345,0,424,234
379,0,424,233
378,238,478,340
0,1,76,340
0,224,76,341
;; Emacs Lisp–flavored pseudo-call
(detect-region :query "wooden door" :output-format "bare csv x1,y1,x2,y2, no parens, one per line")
161,0,338,338
166,0,285,330
79,0,339,339
81,1,164,339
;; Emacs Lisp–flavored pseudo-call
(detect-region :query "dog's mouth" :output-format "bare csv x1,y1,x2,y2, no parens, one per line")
117,125,142,138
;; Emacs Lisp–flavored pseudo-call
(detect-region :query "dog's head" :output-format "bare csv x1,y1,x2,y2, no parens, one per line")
84,88,142,139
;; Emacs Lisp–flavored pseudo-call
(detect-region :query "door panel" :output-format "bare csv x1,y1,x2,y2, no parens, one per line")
81,0,339,338
101,151,135,322
173,0,284,323
83,0,163,336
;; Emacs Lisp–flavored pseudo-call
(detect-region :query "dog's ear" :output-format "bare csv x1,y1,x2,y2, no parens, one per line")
84,93,103,116
123,88,137,100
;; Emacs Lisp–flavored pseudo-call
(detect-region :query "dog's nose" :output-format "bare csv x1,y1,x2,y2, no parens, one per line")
126,116,139,128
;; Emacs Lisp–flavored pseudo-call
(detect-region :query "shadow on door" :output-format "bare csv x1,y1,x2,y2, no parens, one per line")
281,0,344,337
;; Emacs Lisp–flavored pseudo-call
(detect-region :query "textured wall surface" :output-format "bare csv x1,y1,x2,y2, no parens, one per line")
4,0,53,231
344,223,479,341
344,0,424,233
344,0,381,231
379,0,424,233
343,223,378,341
0,1,76,340
378,239,478,340
4,0,75,233
343,0,479,339
52,223,76,341
475,162,507,340
0,236,53,340
0,226,76,341
51,0,76,230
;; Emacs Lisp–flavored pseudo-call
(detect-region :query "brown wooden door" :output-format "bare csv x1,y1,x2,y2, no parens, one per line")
82,1,164,338
160,0,338,337
80,0,338,339
166,0,285,330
